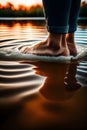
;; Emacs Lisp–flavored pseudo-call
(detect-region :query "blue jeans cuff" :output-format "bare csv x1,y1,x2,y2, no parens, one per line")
47,25,69,34
68,23,77,33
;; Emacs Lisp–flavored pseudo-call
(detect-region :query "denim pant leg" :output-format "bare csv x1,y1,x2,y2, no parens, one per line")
42,0,72,34
68,0,81,33
42,0,81,34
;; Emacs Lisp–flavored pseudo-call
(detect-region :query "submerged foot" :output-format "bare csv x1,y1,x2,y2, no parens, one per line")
21,33,70,56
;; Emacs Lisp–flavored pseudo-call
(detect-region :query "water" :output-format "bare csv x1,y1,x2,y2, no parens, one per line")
0,19,87,129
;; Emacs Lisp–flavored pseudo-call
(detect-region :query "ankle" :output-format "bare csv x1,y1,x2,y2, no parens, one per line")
47,33,63,47
62,34,67,47
66,33,75,43
48,32,62,43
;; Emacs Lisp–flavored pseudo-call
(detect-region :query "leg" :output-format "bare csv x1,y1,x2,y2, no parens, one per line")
22,0,72,56
42,0,72,34
66,0,81,55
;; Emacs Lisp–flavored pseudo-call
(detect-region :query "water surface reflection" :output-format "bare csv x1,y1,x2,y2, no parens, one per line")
33,62,81,101
0,20,87,129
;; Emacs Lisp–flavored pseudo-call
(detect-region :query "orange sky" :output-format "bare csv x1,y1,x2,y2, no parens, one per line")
0,0,42,7
0,0,87,7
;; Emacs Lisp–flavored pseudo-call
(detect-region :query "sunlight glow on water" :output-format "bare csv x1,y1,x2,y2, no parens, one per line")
0,20,87,129
0,20,87,100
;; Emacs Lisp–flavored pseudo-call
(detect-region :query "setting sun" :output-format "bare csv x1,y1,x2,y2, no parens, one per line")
16,0,42,6
18,0,41,6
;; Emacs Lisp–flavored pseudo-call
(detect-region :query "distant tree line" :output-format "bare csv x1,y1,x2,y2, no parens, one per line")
0,2,87,17
80,1,87,17
0,3,44,17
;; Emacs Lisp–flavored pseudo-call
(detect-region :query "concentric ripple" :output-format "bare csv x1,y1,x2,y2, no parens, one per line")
0,61,45,105
0,20,87,106
76,60,87,87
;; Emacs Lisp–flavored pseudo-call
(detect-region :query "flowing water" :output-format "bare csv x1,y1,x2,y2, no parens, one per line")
0,19,87,129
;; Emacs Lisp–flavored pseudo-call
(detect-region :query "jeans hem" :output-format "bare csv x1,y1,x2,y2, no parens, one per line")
68,24,77,33
47,25,69,34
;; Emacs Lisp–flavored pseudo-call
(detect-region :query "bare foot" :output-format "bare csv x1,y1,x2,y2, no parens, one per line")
66,33,78,56
67,42,77,56
21,33,70,56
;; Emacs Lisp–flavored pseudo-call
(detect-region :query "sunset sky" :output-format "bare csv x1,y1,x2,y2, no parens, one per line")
0,0,87,7
0,0,42,7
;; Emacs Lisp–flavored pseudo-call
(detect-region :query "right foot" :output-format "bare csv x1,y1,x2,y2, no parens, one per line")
21,33,70,56
66,33,78,56
67,43,77,56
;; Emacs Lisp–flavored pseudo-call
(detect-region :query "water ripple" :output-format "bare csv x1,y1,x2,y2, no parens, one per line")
0,61,45,105
0,21,87,106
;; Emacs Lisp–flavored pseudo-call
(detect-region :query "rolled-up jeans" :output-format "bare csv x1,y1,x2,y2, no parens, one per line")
42,0,81,34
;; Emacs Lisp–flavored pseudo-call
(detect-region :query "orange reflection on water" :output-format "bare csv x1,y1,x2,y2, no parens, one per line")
0,20,46,41
32,62,81,102
0,61,87,129
13,62,86,130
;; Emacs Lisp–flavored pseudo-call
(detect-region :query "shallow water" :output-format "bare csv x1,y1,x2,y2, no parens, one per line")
0,20,87,129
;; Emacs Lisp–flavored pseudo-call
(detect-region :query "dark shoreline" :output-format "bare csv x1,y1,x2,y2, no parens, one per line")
0,17,87,26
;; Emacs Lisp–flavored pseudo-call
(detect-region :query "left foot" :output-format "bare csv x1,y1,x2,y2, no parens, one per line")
21,33,70,56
